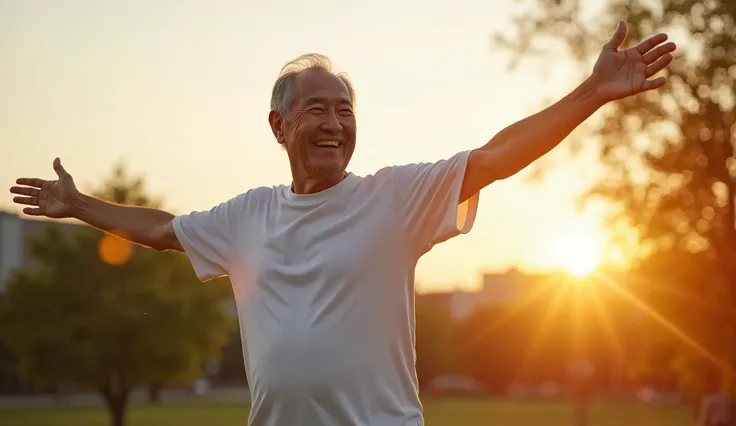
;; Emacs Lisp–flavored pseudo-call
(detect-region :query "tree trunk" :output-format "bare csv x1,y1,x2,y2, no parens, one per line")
102,391,128,426
148,382,162,403
573,400,589,426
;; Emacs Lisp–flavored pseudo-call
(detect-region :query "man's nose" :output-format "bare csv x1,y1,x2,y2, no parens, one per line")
321,110,343,133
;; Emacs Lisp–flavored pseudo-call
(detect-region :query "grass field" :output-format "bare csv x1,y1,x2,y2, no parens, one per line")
0,398,694,426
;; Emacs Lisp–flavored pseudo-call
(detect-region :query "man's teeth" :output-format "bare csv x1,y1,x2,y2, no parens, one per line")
315,141,340,148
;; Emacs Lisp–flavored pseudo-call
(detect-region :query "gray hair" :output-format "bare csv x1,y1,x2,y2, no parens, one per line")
270,53,356,118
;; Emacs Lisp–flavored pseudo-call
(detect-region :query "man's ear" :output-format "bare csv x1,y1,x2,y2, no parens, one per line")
268,110,286,146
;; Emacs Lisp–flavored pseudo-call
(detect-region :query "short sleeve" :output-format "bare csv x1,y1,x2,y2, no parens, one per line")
172,192,247,282
392,150,480,256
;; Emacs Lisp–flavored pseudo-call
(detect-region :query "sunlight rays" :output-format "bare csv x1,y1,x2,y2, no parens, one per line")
451,258,735,389
508,276,574,382
593,273,736,379
587,284,624,360
452,273,570,361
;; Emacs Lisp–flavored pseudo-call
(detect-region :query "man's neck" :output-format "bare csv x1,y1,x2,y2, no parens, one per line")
291,172,348,195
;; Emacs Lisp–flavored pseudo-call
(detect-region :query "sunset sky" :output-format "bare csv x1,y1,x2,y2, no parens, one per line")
1,0,616,292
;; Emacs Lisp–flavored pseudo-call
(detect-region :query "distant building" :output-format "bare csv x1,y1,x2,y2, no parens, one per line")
0,210,238,312
415,291,453,312
417,268,558,320
0,211,80,292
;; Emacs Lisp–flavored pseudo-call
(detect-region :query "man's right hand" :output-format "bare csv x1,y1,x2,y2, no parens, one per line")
10,158,79,219
10,158,181,252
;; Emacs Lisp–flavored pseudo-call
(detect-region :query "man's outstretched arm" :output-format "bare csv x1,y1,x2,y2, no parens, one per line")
460,77,602,201
10,158,182,252
460,21,676,202
70,193,182,251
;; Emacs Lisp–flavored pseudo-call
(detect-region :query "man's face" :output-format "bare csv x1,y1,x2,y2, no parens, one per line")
271,69,356,182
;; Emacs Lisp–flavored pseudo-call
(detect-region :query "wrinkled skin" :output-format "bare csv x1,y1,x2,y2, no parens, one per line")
269,68,357,194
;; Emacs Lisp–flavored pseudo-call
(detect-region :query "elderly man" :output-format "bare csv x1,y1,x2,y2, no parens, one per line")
10,21,674,426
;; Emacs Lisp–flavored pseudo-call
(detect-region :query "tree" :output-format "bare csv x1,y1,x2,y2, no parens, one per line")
450,304,530,392
622,249,736,405
0,165,233,426
214,328,248,386
415,301,453,389
496,0,736,393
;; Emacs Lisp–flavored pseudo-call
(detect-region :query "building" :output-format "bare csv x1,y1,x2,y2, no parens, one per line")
0,209,238,310
0,211,81,292
417,268,558,320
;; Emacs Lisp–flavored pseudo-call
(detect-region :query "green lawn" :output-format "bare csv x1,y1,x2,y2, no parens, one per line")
0,398,694,426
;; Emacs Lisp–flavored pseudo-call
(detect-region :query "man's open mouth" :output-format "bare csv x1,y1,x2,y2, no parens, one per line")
314,140,341,149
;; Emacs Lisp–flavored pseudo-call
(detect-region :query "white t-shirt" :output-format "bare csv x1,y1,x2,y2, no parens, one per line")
173,150,480,426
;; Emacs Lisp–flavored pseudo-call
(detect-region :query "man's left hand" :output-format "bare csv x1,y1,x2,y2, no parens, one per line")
591,20,676,103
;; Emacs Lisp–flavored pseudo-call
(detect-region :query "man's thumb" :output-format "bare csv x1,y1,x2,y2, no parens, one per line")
605,20,627,51
53,157,68,177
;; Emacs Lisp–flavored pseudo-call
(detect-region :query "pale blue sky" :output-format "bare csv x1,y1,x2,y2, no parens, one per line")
1,0,614,291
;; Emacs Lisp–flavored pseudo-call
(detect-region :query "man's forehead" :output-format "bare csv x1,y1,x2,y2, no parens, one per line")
293,69,350,102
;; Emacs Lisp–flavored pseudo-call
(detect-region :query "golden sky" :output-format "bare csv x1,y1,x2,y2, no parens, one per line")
0,0,611,292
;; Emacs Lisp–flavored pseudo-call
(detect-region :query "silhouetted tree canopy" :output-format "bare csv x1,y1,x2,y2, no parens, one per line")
496,0,736,396
0,166,233,426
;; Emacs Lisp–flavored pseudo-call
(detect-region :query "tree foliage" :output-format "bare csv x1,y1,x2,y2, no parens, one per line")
496,0,736,393
625,249,736,398
0,166,233,426
498,0,735,266
415,300,453,388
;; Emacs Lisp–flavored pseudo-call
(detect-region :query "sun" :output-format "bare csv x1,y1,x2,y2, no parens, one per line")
554,233,602,277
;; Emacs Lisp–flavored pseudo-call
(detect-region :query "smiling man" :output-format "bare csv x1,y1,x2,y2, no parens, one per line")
268,61,357,195
10,22,675,426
